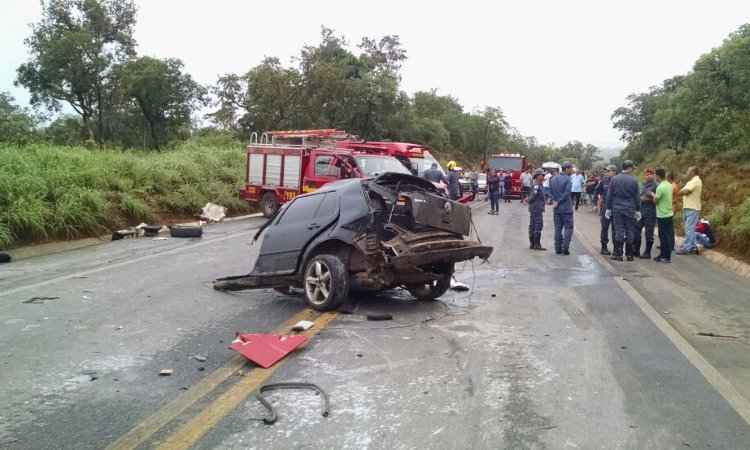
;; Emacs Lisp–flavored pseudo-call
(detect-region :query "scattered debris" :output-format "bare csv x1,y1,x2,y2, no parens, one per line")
159,369,174,376
291,320,315,332
0,252,11,263
193,355,207,362
697,332,737,339
170,225,203,238
338,303,357,314
115,325,124,331
198,367,205,372
450,277,470,292
366,313,393,321
112,229,136,241
620,346,628,350
152,237,169,241
229,333,308,368
491,294,497,298
256,382,330,425
142,224,162,237
356,353,363,358
22,296,60,304
200,203,227,223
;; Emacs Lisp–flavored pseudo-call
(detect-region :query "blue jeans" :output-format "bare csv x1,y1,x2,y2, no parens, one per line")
681,209,699,251
696,233,713,248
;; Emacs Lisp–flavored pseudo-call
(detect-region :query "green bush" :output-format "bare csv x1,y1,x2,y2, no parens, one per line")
0,140,254,248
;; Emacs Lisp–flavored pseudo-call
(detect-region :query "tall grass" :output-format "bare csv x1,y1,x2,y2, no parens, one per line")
0,138,253,248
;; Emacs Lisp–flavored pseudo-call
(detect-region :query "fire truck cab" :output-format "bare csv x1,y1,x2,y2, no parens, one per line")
487,153,528,198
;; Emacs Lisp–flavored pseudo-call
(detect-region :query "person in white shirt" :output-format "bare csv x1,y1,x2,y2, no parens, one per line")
570,169,585,211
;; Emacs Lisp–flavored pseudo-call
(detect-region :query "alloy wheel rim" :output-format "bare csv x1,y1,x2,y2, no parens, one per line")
305,261,332,305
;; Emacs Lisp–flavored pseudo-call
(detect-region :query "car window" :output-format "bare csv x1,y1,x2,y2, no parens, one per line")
314,155,340,177
315,193,339,218
278,194,324,224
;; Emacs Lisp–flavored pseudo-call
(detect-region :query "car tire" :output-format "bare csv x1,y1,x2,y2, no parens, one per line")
303,254,349,311
261,192,280,218
170,225,203,238
406,272,452,301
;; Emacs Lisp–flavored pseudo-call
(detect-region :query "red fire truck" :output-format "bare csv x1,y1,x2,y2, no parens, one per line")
487,153,528,197
239,130,412,217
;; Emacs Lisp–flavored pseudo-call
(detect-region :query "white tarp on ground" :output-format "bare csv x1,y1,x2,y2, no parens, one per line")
200,203,227,223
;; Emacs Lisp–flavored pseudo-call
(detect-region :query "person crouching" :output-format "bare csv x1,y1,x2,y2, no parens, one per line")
528,169,547,251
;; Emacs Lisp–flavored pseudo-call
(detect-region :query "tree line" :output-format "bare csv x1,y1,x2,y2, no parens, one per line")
2,0,602,170
612,24,750,163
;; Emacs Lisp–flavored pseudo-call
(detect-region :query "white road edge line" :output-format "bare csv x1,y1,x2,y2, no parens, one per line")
574,228,750,426
0,229,254,298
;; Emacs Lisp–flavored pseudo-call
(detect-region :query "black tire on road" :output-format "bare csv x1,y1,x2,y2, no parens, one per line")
406,272,452,301
303,254,349,311
170,225,203,238
261,192,280,218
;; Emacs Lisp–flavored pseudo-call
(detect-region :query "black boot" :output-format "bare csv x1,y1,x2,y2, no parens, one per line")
611,241,623,261
535,234,547,251
600,244,611,256
529,235,535,250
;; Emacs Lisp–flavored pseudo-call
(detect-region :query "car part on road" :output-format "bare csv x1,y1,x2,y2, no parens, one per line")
143,224,162,237
291,320,315,331
366,313,393,321
256,382,330,425
0,252,11,263
169,225,203,238
159,369,174,376
697,332,738,339
22,296,60,304
229,333,308,368
406,271,452,301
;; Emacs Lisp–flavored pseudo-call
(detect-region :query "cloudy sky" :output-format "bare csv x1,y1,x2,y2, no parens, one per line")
2,0,749,147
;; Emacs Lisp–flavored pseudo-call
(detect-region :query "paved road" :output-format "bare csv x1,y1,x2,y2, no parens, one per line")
2,201,750,449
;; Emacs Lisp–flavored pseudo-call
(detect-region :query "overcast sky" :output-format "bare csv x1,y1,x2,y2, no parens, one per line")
2,0,749,147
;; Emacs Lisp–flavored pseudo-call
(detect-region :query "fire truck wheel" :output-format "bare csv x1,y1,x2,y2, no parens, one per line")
303,254,350,311
261,192,280,218
406,272,452,301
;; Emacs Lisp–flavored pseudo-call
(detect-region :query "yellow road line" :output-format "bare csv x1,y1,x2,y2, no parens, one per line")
155,311,338,450
574,228,750,426
105,308,321,450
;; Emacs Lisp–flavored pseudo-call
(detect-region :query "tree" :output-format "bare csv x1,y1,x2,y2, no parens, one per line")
0,92,39,145
120,57,207,149
16,0,137,145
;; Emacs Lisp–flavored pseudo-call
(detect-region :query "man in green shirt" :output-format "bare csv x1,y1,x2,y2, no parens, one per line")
652,168,674,263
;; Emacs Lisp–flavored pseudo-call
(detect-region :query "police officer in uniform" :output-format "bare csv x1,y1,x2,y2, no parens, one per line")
634,168,657,259
550,162,574,255
605,160,641,261
594,165,616,255
528,169,547,251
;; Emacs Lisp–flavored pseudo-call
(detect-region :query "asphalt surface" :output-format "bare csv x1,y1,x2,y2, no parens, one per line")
2,201,750,449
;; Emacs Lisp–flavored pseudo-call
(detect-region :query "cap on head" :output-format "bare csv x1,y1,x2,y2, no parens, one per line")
623,160,635,170
562,162,573,170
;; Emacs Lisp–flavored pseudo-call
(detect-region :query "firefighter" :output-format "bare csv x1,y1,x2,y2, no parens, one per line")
595,165,616,255
528,169,547,251
446,161,462,201
550,162,574,255
605,160,641,261
634,168,657,259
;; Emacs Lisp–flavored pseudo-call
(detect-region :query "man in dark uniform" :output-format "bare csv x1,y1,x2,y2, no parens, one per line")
445,161,462,201
606,160,641,261
595,165,616,255
550,162,574,255
487,170,501,215
528,169,547,251
634,168,657,259
423,162,447,184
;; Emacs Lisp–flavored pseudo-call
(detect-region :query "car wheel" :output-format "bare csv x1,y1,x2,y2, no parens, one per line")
303,254,349,311
407,272,451,301
261,192,279,218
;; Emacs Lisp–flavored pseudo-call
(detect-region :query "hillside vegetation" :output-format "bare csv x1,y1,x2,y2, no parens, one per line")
0,138,252,248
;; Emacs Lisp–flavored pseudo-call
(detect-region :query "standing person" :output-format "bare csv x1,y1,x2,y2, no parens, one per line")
521,169,533,204
528,169,547,251
606,160,641,261
543,170,553,203
503,172,513,203
585,174,598,211
570,169,584,211
423,162,447,184
677,166,703,255
635,168,658,259
595,165,616,255
487,170,501,215
446,161,461,201
653,168,674,263
550,162,574,255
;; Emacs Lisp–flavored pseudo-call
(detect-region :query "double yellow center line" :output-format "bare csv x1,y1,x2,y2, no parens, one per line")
106,309,337,450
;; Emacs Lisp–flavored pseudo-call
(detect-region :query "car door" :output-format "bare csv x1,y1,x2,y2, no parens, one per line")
256,192,340,275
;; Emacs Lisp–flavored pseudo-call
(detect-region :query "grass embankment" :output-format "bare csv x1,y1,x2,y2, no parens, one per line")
641,150,750,261
0,138,254,249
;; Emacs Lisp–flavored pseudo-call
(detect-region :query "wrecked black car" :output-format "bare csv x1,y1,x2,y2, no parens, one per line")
214,173,493,311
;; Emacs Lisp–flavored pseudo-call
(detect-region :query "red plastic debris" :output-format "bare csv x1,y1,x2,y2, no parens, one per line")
229,333,308,368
